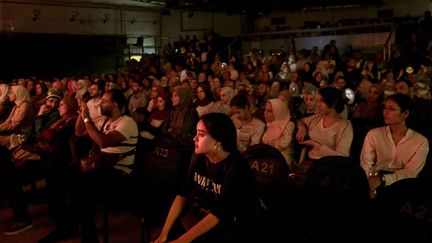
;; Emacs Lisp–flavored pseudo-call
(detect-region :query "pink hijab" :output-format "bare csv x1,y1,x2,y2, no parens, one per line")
262,98,291,141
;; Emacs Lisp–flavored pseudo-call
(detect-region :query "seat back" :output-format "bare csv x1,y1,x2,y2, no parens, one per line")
374,177,432,242
243,144,302,242
137,135,193,188
301,156,370,242
132,135,194,222
244,144,290,202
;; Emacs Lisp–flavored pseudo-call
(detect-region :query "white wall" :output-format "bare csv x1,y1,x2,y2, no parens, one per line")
0,1,160,36
254,0,432,31
161,10,242,39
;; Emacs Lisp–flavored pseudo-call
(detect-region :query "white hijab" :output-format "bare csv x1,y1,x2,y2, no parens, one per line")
263,98,291,141
11,85,31,106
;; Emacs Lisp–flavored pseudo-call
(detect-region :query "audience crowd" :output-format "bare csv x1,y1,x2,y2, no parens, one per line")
0,10,432,242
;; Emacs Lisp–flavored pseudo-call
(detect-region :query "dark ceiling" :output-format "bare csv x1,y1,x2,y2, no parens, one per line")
165,0,386,13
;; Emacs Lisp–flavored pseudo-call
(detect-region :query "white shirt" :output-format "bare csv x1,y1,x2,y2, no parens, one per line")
98,115,138,174
231,115,265,153
303,113,353,160
360,126,429,186
87,98,105,128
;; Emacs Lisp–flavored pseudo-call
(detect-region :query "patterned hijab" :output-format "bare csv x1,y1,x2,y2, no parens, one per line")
263,98,291,141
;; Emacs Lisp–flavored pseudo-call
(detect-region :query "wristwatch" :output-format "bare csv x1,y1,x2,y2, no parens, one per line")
84,117,92,124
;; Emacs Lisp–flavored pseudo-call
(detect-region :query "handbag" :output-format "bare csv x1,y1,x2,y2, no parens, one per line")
80,145,102,174
80,144,136,175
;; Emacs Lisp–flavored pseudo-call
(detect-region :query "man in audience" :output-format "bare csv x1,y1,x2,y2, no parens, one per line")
395,79,432,177
33,89,63,134
86,82,105,128
75,88,138,242
127,79,148,125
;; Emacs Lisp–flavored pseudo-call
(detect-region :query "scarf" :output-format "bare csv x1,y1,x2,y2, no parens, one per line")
262,98,291,142
11,86,31,106
170,87,193,130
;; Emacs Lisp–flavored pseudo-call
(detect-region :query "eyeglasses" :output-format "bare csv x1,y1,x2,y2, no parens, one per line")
383,106,400,112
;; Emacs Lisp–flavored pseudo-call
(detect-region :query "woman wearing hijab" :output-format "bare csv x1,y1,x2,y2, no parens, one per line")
0,84,14,123
214,86,234,116
193,82,216,118
0,86,34,136
163,86,199,143
0,85,35,235
262,98,297,170
74,79,89,100
142,91,172,136
15,96,80,240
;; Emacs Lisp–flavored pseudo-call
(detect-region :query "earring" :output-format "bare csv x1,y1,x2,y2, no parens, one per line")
214,144,221,152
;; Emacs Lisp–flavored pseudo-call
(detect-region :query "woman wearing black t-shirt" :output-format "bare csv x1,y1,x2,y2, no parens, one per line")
154,113,258,243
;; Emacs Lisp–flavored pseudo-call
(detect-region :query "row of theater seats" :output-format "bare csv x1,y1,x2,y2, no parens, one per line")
73,136,432,243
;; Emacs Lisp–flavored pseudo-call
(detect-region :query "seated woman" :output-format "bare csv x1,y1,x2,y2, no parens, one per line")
14,96,78,166
296,87,353,165
154,113,259,243
262,98,297,170
193,82,215,118
229,94,265,153
0,96,78,237
140,91,171,138
360,93,429,194
214,86,234,116
0,86,34,147
31,82,48,113
162,86,199,144
0,83,14,123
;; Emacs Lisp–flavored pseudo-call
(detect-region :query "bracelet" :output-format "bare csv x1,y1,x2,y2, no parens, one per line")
84,117,92,124
380,174,386,186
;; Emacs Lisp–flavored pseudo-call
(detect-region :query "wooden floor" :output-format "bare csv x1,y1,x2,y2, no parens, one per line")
0,180,145,243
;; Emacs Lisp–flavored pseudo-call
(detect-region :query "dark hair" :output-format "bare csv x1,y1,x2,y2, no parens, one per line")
106,89,126,111
36,82,48,94
395,79,413,88
319,86,345,113
94,79,106,92
196,82,214,102
385,93,412,113
229,94,250,109
132,79,143,87
201,113,238,154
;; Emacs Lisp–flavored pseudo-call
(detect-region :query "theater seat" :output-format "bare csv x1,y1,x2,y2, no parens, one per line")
374,177,432,242
244,144,301,242
300,156,370,242
132,135,194,242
